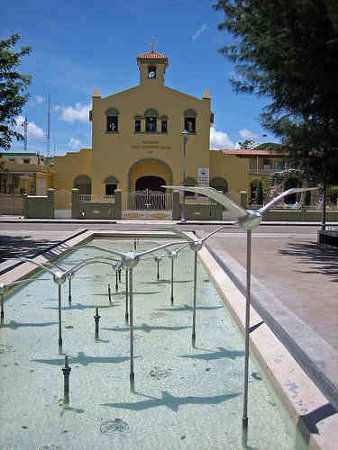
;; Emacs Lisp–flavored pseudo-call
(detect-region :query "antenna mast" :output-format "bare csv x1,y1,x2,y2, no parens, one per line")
46,94,51,158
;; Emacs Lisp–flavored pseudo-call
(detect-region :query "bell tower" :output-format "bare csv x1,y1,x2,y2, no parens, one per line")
137,51,169,87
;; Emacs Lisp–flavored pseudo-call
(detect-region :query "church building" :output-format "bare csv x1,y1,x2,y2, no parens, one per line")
53,49,283,206
54,50,216,196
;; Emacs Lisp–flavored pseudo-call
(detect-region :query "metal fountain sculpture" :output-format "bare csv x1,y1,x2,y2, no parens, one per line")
153,227,231,344
160,244,190,306
70,241,191,385
4,257,67,347
165,184,319,427
5,255,120,347
170,226,230,345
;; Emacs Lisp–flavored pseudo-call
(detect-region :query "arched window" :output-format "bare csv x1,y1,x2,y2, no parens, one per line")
104,176,119,196
145,117,157,132
144,109,159,132
148,66,156,79
250,179,263,205
105,108,119,133
74,175,92,195
184,177,196,197
210,177,228,194
184,109,197,133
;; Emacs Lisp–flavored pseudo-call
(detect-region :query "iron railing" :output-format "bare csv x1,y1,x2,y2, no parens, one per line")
122,190,172,211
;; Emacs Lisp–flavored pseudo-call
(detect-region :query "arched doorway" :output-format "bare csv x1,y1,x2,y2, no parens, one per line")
127,160,172,213
284,177,302,204
210,177,228,194
135,176,166,192
73,175,92,195
129,158,172,192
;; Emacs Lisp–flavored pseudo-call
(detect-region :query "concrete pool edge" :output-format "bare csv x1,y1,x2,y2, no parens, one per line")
1,229,337,449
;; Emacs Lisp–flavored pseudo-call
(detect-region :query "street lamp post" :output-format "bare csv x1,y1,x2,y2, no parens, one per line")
181,130,189,223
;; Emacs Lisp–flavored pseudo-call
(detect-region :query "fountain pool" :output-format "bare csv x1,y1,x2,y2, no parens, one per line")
0,237,308,449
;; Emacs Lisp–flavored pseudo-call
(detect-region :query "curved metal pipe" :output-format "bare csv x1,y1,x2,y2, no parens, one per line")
65,257,118,276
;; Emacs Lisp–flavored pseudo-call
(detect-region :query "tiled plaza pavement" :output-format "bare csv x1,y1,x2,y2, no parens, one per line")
0,220,337,413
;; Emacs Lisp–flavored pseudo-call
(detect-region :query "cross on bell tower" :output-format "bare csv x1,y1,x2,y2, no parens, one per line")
148,38,157,53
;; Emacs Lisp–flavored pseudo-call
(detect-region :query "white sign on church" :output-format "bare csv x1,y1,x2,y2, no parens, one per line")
197,168,209,187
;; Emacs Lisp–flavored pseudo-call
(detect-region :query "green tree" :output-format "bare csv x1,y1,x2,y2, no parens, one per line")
0,34,32,149
214,0,338,185
238,139,256,149
254,142,283,151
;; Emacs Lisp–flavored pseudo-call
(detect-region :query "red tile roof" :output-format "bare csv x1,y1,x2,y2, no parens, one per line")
219,149,287,157
137,51,169,67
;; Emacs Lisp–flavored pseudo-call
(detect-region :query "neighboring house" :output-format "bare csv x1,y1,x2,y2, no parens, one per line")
0,151,53,195
208,148,287,203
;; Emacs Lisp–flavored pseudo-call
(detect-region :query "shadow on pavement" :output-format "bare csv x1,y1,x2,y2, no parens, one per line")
279,242,338,282
0,235,61,264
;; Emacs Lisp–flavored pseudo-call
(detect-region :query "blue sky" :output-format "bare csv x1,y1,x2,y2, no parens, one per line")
1,0,277,155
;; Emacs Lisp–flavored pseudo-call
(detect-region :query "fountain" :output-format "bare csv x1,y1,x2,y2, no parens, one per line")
0,236,309,449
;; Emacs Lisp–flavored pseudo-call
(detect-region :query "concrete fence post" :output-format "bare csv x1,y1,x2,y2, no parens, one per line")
72,188,80,219
23,193,28,218
240,191,248,210
47,189,55,219
172,191,180,220
114,189,122,219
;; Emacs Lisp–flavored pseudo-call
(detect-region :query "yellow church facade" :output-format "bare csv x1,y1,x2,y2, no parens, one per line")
54,51,214,196
53,50,281,204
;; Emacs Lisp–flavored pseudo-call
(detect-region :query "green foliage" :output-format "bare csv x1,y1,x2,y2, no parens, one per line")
238,139,255,149
214,0,338,184
254,142,283,151
0,34,32,149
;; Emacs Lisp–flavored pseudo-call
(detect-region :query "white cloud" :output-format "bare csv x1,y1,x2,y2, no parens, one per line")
68,138,82,151
210,126,235,150
27,95,45,107
15,116,44,141
192,23,208,41
57,103,90,123
238,129,259,142
35,95,44,104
